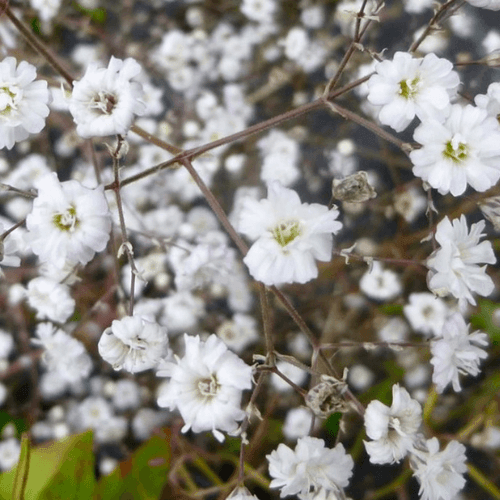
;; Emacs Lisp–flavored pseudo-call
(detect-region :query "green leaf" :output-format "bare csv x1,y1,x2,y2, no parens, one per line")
12,434,30,500
0,431,95,500
470,299,500,346
94,434,171,500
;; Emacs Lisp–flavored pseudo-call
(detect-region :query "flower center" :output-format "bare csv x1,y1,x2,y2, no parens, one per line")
272,219,302,247
53,206,79,232
198,374,219,397
398,76,420,99
90,91,118,115
443,134,468,163
0,85,21,118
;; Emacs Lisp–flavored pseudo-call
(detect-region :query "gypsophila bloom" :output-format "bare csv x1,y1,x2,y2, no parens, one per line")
427,215,496,306
364,384,422,464
156,334,252,442
0,57,50,149
226,486,261,500
430,312,488,393
98,316,170,373
267,436,354,498
237,181,342,286
359,261,402,301
26,277,75,323
474,82,500,122
33,323,92,383
403,292,449,337
466,0,500,9
0,438,20,471
411,438,467,500
367,52,460,132
26,172,111,268
410,104,500,196
69,56,146,138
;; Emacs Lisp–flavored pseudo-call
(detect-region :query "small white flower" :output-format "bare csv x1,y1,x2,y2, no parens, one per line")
240,0,277,23
0,57,50,149
283,408,315,441
0,438,20,471
364,384,422,464
430,312,488,393
427,215,496,306
69,56,146,138
466,0,500,9
359,261,402,301
411,438,467,500
156,334,253,442
367,52,460,132
26,172,112,268
474,82,500,121
98,316,170,373
33,323,92,383
267,436,354,498
403,292,449,337
238,181,342,286
26,277,75,323
226,486,261,500
410,104,500,196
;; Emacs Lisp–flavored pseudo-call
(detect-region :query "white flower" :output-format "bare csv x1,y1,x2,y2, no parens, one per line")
410,104,500,196
364,384,422,464
26,172,112,268
33,323,92,383
238,181,342,286
271,360,307,393
240,0,277,23
474,82,500,120
427,215,496,306
267,436,354,498
411,438,467,500
226,486,261,500
216,313,259,353
0,57,50,149
156,334,253,442
367,52,460,132
283,408,315,441
359,261,402,301
98,315,170,373
69,56,145,138
466,0,500,9
0,222,21,273
26,277,75,323
0,438,20,471
403,292,449,337
430,312,488,393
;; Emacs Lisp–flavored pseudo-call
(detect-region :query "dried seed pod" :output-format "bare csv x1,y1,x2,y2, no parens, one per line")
305,374,349,418
332,171,376,203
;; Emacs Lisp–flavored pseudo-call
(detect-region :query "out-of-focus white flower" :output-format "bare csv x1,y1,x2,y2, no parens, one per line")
427,215,496,306
98,316,170,373
0,438,20,471
404,292,449,337
216,314,259,353
26,172,111,268
30,0,61,23
267,436,354,498
162,291,205,334
271,360,308,392
240,0,277,23
238,181,342,286
394,187,427,224
364,384,422,464
430,312,488,393
0,57,50,149
0,222,21,273
69,56,145,138
112,379,141,411
475,82,500,121
132,408,170,441
283,407,314,441
33,323,92,383
367,52,460,132
411,104,500,196
157,334,253,442
26,277,75,323
466,0,500,9
359,261,402,301
411,438,467,500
